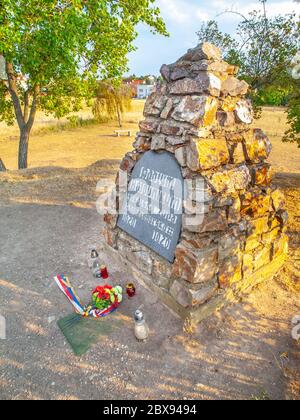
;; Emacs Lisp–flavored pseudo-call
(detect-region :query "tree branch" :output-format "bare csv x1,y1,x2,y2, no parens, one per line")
23,91,30,123
216,7,265,35
26,84,40,132
5,61,25,129
216,10,252,25
238,36,252,54
256,1,269,80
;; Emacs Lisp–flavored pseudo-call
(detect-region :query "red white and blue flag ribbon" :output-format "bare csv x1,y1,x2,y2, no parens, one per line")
54,274,85,315
54,275,120,318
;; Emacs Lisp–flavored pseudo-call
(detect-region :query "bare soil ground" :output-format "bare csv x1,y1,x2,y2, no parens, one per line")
0,106,299,400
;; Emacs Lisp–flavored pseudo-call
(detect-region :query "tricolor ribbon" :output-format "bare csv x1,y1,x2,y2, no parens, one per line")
54,275,121,318
54,274,85,315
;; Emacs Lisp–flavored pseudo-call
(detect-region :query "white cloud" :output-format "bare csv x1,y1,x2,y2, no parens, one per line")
158,0,190,24
210,0,299,18
157,0,209,25
240,1,299,16
158,0,299,24
195,9,210,21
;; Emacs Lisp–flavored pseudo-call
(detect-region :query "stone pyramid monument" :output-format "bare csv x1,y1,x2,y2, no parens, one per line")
103,43,288,326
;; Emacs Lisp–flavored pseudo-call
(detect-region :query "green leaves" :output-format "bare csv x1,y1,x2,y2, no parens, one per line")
197,13,299,89
0,0,167,114
283,80,300,147
0,83,14,125
93,80,132,126
197,6,300,145
235,12,299,89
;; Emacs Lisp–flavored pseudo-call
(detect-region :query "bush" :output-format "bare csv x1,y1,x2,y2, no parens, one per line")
283,91,300,147
254,86,291,107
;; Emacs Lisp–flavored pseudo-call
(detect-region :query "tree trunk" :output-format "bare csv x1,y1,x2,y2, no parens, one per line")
117,106,122,128
0,158,6,172
18,127,30,170
5,60,39,170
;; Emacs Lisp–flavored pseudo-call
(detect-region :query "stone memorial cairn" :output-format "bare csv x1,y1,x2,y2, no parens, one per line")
103,43,288,326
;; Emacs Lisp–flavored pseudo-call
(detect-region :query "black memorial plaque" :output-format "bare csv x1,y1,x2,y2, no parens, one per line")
117,151,184,263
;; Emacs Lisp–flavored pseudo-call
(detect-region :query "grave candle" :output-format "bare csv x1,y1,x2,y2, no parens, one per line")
126,283,136,298
100,265,109,279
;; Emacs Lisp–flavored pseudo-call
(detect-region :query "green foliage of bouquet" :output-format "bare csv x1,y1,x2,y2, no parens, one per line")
92,285,123,310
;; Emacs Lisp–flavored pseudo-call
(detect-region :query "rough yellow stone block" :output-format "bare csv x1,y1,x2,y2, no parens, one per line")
207,165,251,194
240,190,271,217
220,96,239,112
262,228,281,245
203,97,219,126
195,138,229,170
248,216,270,237
183,210,227,234
271,189,286,212
243,129,272,162
253,245,272,271
245,236,262,252
172,241,219,284
243,253,254,276
221,76,249,97
235,100,253,124
227,142,245,164
219,255,243,289
172,95,218,127
272,234,289,259
253,164,274,186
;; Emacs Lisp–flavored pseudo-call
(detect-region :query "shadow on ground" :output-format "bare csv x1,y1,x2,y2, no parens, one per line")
275,173,300,190
0,203,299,400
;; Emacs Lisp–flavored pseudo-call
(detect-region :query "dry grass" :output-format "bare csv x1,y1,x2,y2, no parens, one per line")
0,160,120,208
1,102,299,173
274,182,300,293
0,100,145,170
254,107,300,174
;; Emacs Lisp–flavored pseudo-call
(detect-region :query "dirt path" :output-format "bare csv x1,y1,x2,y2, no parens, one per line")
0,160,120,208
0,169,299,400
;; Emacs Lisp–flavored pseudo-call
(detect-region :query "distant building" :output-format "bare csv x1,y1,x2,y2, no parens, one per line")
137,84,154,99
123,76,156,98
123,78,144,98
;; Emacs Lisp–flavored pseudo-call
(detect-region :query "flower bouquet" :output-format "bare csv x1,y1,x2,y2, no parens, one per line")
91,284,123,317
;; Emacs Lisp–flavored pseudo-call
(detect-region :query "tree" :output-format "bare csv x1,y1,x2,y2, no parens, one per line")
0,1,167,169
284,52,300,147
198,4,299,89
196,20,240,67
283,78,300,147
93,81,132,127
197,0,300,142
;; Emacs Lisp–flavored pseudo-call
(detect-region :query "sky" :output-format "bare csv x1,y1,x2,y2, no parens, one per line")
126,0,300,76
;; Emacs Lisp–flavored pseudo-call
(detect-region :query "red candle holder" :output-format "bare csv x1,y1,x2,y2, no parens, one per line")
100,265,109,279
126,283,136,298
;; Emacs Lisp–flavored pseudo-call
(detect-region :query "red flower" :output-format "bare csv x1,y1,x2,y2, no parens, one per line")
93,286,104,294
